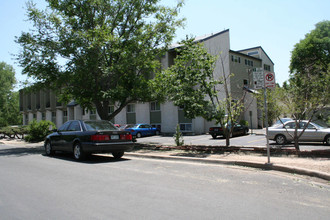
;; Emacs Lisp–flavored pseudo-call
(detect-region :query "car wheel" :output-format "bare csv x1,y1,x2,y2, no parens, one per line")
212,134,217,139
73,143,85,161
244,129,248,135
112,151,124,159
45,141,54,156
325,135,330,145
136,132,142,138
156,130,160,135
275,134,286,145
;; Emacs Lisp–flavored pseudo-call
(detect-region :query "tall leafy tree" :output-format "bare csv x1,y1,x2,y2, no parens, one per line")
157,39,247,147
0,62,21,127
281,20,330,150
16,0,184,120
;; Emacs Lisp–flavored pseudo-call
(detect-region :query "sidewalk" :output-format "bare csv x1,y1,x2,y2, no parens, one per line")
1,138,329,181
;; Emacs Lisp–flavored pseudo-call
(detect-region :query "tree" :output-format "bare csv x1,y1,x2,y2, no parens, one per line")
0,62,21,127
280,20,330,150
255,84,283,127
16,0,184,120
156,38,248,147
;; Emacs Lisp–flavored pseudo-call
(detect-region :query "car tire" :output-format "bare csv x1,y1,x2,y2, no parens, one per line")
112,151,124,159
212,134,217,139
73,142,85,161
275,134,287,145
156,130,160,135
325,135,330,145
244,129,248,135
45,141,54,156
136,132,142,138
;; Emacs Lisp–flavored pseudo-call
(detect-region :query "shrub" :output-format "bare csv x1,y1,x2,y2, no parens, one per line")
173,124,184,146
0,126,27,139
25,120,56,142
239,120,249,127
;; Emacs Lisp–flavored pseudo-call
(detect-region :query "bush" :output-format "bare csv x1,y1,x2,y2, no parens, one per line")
25,120,56,142
239,120,249,127
0,126,27,139
173,124,184,146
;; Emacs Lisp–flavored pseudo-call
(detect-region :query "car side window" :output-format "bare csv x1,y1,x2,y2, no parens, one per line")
307,124,315,129
68,121,81,131
285,122,295,129
58,121,71,132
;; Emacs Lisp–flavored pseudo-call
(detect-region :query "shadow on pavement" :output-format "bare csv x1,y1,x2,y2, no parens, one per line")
0,146,43,157
43,152,131,164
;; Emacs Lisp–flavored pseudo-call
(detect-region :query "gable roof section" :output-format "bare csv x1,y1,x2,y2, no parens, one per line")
169,29,229,50
237,46,274,65
229,50,262,61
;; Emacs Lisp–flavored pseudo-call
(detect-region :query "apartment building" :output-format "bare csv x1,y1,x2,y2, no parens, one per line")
19,29,274,134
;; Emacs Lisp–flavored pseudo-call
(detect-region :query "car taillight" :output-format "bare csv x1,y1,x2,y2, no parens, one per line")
120,134,132,140
91,135,110,141
209,128,214,131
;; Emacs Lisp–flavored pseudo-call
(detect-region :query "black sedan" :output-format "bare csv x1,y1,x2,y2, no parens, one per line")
209,123,249,139
44,120,134,160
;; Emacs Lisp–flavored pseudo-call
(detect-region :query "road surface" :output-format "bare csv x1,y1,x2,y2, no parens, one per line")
0,143,329,219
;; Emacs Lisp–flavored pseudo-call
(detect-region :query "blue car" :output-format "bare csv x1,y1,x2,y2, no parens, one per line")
125,124,161,138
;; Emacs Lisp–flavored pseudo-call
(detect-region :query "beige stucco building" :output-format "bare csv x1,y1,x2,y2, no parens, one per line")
19,29,274,134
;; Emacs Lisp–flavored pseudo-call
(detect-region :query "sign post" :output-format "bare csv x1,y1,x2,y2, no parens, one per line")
253,69,275,165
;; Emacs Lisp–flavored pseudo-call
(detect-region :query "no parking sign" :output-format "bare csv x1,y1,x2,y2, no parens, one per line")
264,72,275,88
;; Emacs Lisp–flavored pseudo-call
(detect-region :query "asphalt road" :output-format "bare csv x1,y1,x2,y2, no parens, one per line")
137,133,330,151
0,143,329,219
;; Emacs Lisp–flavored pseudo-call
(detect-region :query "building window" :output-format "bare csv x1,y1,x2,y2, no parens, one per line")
150,102,160,111
231,55,241,63
52,112,56,123
264,64,271,71
245,59,253,67
243,79,248,85
127,104,135,113
42,112,46,120
108,105,115,114
90,109,97,120
180,123,192,131
247,51,258,56
63,110,68,122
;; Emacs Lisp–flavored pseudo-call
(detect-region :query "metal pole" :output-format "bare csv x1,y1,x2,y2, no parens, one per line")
264,87,271,164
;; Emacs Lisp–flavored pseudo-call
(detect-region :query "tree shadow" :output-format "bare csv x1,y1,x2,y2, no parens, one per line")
0,146,44,157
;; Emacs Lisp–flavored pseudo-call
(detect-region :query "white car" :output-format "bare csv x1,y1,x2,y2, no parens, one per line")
268,120,330,145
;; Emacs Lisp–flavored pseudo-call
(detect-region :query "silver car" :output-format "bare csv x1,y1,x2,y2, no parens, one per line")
268,120,330,145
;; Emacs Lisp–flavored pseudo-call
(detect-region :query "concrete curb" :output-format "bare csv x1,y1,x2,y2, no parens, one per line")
125,153,330,181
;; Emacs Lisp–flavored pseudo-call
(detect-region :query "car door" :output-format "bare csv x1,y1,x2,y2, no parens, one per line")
51,121,71,150
299,122,319,142
283,122,296,141
62,121,82,151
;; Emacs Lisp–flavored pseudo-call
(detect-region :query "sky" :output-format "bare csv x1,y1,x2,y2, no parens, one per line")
1,0,329,90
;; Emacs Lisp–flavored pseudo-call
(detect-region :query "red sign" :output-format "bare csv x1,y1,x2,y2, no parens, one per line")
264,72,275,88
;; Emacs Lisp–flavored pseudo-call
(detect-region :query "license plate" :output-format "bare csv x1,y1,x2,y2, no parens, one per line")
111,135,119,140
214,129,219,131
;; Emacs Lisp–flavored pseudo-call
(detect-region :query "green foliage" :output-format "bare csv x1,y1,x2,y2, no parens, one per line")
280,20,330,150
239,120,249,127
16,0,185,120
156,38,220,119
25,120,56,142
0,62,21,127
173,124,184,146
157,38,247,147
255,86,283,126
0,126,27,139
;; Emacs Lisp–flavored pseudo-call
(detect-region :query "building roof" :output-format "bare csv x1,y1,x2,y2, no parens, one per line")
237,46,274,65
169,29,229,50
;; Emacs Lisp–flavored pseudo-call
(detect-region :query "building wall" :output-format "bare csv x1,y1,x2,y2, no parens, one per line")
19,30,274,132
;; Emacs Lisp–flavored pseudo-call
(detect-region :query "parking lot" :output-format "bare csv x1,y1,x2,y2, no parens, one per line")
136,132,330,151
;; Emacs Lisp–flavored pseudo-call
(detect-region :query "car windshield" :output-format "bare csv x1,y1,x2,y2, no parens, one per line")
84,120,118,131
273,118,292,126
